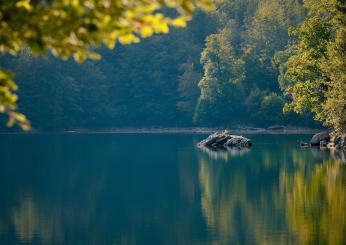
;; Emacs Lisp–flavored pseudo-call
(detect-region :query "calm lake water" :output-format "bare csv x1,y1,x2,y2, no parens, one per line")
0,133,345,245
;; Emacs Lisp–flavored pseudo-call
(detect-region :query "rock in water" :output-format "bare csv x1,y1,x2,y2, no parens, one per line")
225,136,252,147
310,131,330,146
197,130,252,148
333,134,346,149
198,131,230,147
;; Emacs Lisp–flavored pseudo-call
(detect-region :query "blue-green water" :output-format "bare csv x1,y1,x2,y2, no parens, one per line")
0,134,345,245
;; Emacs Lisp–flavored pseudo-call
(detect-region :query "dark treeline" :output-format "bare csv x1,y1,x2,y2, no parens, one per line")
1,0,320,130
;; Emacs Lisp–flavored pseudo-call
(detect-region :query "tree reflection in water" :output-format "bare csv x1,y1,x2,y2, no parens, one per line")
197,144,346,244
0,135,345,244
198,146,250,161
283,159,346,244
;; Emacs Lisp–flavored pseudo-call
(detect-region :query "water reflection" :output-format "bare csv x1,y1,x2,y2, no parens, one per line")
12,197,64,244
283,159,346,244
198,146,250,161
0,134,345,244
0,134,207,245
197,137,346,244
12,198,39,243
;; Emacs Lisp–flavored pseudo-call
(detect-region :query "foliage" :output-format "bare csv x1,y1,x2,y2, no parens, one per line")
1,0,335,130
0,69,30,129
0,0,212,130
258,93,285,125
194,24,245,125
281,0,346,133
176,57,201,121
0,10,216,129
193,0,312,127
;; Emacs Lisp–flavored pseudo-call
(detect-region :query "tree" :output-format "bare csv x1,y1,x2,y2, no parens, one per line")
194,0,309,127
176,57,201,122
0,0,212,130
242,0,305,92
258,92,284,125
194,24,245,125
281,0,346,133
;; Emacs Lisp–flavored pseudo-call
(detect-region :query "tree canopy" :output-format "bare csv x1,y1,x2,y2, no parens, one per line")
2,0,344,131
280,0,346,133
0,0,212,130
193,0,313,127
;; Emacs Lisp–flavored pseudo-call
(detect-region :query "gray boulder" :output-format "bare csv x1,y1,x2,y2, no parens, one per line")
310,131,330,146
198,130,232,147
198,130,252,148
214,135,232,145
225,136,252,147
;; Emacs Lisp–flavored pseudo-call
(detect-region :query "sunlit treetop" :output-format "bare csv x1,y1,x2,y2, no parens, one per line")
282,0,346,133
0,0,212,130
1,0,212,60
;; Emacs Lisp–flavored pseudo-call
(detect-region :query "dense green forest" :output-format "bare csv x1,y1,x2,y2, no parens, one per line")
1,0,343,131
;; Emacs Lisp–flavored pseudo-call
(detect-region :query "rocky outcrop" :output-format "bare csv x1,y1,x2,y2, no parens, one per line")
302,131,346,150
331,134,346,149
197,130,252,148
310,131,330,145
224,136,252,147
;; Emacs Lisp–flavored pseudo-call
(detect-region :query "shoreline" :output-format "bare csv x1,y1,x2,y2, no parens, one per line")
0,127,322,135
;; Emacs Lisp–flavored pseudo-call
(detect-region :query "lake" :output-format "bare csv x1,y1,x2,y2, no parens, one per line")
0,133,345,245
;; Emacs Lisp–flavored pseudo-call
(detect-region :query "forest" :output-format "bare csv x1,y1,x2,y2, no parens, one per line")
0,2,345,244
0,0,344,131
